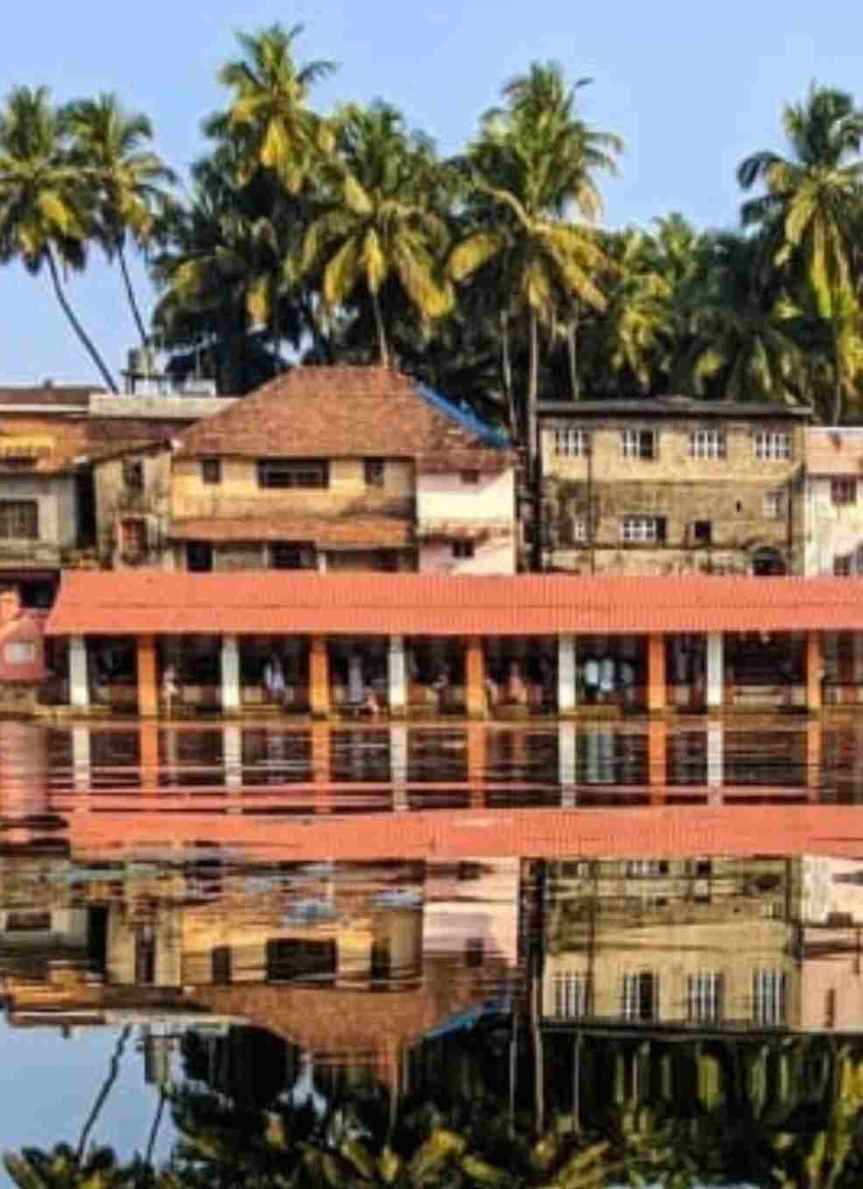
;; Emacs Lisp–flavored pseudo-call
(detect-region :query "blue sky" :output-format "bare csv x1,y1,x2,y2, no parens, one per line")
0,0,861,385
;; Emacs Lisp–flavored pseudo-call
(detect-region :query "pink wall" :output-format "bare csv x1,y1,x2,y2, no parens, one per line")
0,596,46,684
417,469,517,575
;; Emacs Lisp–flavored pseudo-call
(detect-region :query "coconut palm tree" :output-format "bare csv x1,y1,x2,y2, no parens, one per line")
63,93,176,347
301,102,453,366
216,23,335,193
739,85,863,423
0,86,118,391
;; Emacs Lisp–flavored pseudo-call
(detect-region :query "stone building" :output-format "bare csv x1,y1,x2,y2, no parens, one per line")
538,396,810,576
104,366,516,575
804,427,863,576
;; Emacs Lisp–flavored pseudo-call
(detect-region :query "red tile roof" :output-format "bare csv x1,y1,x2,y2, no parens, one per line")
45,571,863,637
169,516,413,548
173,366,512,473
0,385,97,408
806,428,863,476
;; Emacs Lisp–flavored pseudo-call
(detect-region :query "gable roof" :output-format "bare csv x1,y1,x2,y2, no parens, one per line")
46,571,863,637
173,366,513,472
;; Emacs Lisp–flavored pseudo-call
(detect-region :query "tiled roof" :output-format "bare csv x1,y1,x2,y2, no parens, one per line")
169,516,413,548
806,428,863,476
45,571,863,637
0,385,97,409
0,416,90,474
173,366,512,473
540,396,812,420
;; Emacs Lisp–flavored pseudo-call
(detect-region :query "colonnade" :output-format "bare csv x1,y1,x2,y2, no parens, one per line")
65,629,827,720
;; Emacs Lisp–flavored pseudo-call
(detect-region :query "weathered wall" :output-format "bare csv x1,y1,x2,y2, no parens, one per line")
0,473,79,562
417,469,517,574
541,417,806,575
94,450,171,567
804,477,863,575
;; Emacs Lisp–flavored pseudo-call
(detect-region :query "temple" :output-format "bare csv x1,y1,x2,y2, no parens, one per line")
41,570,863,720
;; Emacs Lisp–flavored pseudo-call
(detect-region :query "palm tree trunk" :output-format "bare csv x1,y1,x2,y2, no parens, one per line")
371,288,389,366
832,320,843,426
77,1025,132,1159
527,310,542,571
500,310,515,432
567,304,580,400
144,1090,167,1172
46,248,119,393
117,241,149,350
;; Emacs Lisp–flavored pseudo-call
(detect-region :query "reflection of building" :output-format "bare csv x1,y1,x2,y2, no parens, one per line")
539,396,808,576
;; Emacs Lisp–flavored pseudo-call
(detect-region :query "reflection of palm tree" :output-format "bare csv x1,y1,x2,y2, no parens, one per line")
77,1026,132,1161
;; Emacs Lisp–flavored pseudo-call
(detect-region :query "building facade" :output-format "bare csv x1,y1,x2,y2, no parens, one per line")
804,428,863,576
539,397,810,577
107,367,516,576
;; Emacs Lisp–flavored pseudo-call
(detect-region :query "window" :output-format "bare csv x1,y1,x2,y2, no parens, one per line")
5,910,51,933
687,972,724,1023
364,458,385,487
621,515,666,544
689,429,726,460
622,429,658,460
626,860,670,877
4,642,36,665
622,972,659,1021
571,516,588,544
834,554,853,577
452,540,475,559
271,542,316,570
465,938,485,968
201,458,222,485
764,490,785,519
554,972,589,1019
753,969,786,1025
0,500,38,540
754,432,792,461
460,469,481,485
186,542,213,573
266,938,337,984
257,459,329,489
554,428,591,458
122,458,144,490
120,518,147,559
211,945,232,985
691,520,712,545
831,477,857,506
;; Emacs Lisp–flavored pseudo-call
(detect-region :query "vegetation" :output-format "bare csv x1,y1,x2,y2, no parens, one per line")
4,26,863,429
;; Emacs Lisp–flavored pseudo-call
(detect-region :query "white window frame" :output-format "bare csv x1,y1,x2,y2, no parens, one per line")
754,432,792,461
753,969,786,1026
553,972,589,1019
571,516,588,543
622,971,659,1022
687,972,723,1023
622,429,658,460
553,428,591,458
763,490,785,519
621,515,663,544
688,429,726,460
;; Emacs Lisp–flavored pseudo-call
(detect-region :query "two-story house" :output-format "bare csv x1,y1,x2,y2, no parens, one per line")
119,366,516,574
539,396,810,576
804,428,863,576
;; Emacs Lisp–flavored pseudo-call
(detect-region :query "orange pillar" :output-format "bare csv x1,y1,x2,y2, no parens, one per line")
139,719,160,791
806,720,822,801
312,721,332,814
647,634,667,714
467,722,487,807
806,631,823,714
648,719,668,803
838,631,855,706
465,637,486,720
309,636,331,718
137,634,159,718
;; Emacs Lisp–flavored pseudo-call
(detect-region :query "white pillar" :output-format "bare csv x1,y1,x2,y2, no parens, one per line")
317,552,328,573
707,722,723,796
221,634,241,713
390,724,408,811
559,721,577,807
389,635,407,715
558,635,577,714
223,725,242,790
706,633,724,710
69,635,90,710
72,726,92,792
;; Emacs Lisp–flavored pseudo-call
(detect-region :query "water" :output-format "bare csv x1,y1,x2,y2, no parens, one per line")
3,719,863,1185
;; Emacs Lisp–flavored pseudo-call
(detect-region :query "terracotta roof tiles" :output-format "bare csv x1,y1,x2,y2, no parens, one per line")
45,571,863,637
169,515,412,548
173,366,512,473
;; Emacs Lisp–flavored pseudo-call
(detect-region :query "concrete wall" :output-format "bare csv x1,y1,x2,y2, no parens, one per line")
416,470,516,574
171,456,415,521
804,476,863,575
94,450,172,567
542,417,805,575
0,473,78,561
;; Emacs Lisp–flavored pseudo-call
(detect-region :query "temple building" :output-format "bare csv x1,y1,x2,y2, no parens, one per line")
96,366,517,576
